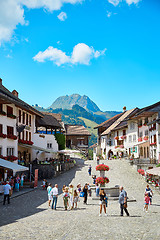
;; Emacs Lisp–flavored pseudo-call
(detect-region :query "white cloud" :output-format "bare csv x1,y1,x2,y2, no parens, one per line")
57,12,67,21
33,43,106,66
108,0,141,6
107,11,112,18
0,0,84,45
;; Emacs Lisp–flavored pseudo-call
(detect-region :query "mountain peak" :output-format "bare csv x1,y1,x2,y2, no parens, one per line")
49,94,100,113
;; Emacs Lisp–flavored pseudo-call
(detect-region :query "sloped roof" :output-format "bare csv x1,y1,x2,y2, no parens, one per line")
130,101,160,119
101,108,137,136
42,112,62,122
94,112,123,129
36,115,62,128
65,125,91,136
0,80,43,117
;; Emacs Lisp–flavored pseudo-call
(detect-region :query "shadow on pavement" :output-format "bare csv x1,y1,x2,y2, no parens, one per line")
0,159,85,227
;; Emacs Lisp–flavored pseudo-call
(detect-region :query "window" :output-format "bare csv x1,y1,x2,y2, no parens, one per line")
129,136,132,143
139,132,143,138
138,120,142,127
26,131,28,141
0,124,2,134
22,131,25,140
0,104,2,112
29,115,31,126
7,148,14,156
7,106,13,116
19,110,21,123
0,147,2,155
123,130,126,136
47,143,52,149
154,134,156,143
130,122,135,130
7,126,14,135
140,147,143,156
145,130,149,136
117,131,119,136
26,114,28,125
133,135,136,142
23,112,25,124
144,118,148,124
29,132,31,141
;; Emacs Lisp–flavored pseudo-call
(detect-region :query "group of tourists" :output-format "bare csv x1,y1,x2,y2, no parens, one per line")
46,182,92,211
2,173,26,205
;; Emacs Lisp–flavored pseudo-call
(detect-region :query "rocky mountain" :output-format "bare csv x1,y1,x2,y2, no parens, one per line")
49,94,100,113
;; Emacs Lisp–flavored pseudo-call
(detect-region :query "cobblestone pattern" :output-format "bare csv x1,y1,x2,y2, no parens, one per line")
0,159,160,240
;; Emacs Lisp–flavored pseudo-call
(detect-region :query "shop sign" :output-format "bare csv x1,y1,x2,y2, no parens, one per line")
34,169,38,188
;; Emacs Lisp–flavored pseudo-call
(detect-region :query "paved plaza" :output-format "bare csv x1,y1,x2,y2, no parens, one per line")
0,159,160,240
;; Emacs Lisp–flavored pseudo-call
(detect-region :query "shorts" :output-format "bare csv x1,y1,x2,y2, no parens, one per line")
145,203,149,205
99,200,106,205
48,195,52,200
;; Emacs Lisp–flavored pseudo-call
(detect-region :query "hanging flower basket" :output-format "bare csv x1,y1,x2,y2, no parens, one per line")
96,164,109,171
96,177,109,185
138,169,145,176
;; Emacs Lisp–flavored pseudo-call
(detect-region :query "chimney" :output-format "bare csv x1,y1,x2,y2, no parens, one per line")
123,106,126,112
12,90,18,98
0,78,2,85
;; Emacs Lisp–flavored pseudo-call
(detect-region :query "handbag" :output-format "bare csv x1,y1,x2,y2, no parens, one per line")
80,192,84,197
124,202,127,208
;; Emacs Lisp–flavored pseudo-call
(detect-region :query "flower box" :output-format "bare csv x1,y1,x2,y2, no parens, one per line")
114,136,119,140
150,142,157,146
120,145,124,148
143,136,149,141
0,111,6,116
138,169,145,175
115,145,119,149
0,133,7,139
121,135,126,140
138,137,143,142
96,164,109,171
7,134,17,140
96,177,109,184
7,114,16,119
18,139,33,145
7,156,18,161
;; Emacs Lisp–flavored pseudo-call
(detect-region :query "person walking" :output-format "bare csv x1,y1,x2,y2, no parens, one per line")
119,186,129,216
88,165,92,176
96,183,100,197
144,192,150,212
73,190,79,209
69,184,74,210
99,189,107,216
15,175,20,192
20,173,25,188
83,184,88,204
51,184,58,210
63,187,70,210
47,183,52,207
145,184,153,204
88,183,92,197
3,181,11,205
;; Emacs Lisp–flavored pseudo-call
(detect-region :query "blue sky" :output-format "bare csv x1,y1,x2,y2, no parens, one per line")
0,0,160,111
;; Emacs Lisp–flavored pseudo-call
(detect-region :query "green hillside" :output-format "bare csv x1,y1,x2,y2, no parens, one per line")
78,117,97,146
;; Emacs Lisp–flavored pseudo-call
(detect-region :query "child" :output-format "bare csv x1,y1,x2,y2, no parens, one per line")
47,183,52,207
73,190,79,209
144,193,150,212
42,179,46,190
63,187,70,210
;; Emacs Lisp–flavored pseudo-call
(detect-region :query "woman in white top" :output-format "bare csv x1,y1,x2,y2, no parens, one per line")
69,184,74,210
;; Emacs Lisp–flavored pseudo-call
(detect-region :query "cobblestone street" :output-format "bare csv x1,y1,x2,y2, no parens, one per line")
0,159,160,240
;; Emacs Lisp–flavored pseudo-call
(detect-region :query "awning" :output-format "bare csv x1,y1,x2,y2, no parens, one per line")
146,168,160,176
19,143,57,154
0,158,29,172
58,150,80,154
